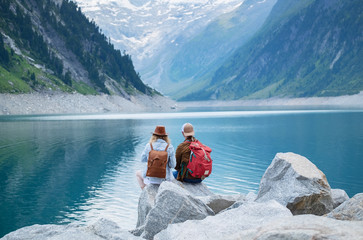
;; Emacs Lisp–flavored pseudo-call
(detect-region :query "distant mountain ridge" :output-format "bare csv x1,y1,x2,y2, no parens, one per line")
182,0,363,100
5,0,360,100
74,0,243,88
163,0,277,99
74,0,362,100
0,0,154,97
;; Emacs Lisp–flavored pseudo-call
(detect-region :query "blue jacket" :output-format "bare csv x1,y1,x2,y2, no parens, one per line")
141,139,176,184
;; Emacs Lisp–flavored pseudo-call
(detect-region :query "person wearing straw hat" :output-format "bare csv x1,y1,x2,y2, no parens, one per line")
136,125,176,189
173,123,203,183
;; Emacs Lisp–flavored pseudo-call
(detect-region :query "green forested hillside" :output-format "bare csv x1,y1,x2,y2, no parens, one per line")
182,0,363,100
0,0,154,96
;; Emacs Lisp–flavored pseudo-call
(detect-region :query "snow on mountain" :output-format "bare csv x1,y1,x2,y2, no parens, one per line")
74,0,243,87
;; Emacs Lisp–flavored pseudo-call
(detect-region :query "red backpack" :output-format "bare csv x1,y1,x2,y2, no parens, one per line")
187,140,212,179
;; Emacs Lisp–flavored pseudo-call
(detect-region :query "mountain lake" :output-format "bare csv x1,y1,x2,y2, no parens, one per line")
1,106,363,237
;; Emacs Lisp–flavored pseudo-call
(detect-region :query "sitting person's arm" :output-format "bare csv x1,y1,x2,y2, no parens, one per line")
168,145,176,169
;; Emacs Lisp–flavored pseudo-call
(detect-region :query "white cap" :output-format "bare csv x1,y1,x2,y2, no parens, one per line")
181,123,194,137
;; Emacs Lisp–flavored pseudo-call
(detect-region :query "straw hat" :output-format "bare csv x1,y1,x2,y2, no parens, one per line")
152,125,168,136
182,123,194,137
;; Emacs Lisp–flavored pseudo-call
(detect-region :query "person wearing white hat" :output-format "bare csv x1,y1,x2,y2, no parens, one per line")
173,123,203,183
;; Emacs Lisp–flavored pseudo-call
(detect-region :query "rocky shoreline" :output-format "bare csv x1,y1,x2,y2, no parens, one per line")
0,93,177,115
1,92,363,116
2,152,362,240
179,91,363,108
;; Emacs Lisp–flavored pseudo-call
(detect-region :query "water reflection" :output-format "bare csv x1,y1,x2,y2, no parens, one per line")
0,120,141,236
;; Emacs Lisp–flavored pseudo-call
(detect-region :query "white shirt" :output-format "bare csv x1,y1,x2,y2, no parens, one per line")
141,139,176,184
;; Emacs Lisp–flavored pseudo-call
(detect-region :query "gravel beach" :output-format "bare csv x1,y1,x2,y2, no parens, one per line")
0,93,177,115
1,92,362,115
178,92,363,109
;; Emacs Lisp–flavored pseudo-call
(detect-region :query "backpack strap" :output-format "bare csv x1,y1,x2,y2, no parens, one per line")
180,162,188,181
150,143,169,151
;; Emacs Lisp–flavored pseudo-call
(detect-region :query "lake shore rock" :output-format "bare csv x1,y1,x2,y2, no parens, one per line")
155,200,293,240
2,152,362,240
327,193,363,221
1,218,139,240
331,188,350,209
256,152,334,215
155,205,363,240
227,214,363,240
133,181,215,239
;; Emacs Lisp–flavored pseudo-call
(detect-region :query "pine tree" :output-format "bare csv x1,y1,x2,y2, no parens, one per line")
63,71,72,86
0,34,10,65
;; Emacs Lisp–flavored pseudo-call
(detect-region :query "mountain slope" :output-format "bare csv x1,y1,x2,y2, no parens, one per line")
0,0,154,96
185,0,363,100
162,0,277,98
74,0,243,88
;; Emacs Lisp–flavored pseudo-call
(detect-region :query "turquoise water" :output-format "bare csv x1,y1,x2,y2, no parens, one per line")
1,109,363,237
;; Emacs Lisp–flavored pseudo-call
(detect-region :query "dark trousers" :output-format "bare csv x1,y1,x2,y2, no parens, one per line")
173,171,202,183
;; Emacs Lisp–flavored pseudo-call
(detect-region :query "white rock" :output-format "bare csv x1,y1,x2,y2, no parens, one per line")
232,214,363,240
172,180,215,197
139,181,214,239
86,218,140,239
219,192,258,213
327,193,363,221
256,152,334,215
1,218,140,240
155,200,292,240
136,184,160,228
331,188,350,209
245,191,258,202
197,194,245,214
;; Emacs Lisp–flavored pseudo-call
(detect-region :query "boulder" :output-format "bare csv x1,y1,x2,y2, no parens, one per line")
156,201,363,240
136,184,160,228
1,218,140,240
154,200,292,239
132,181,216,237
86,218,140,240
231,214,363,240
219,192,257,213
245,191,258,202
327,193,363,221
197,194,245,214
173,180,215,197
138,181,215,239
256,152,334,215
331,188,350,209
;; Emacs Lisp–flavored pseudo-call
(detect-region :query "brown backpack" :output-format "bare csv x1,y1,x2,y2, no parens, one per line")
146,143,169,178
